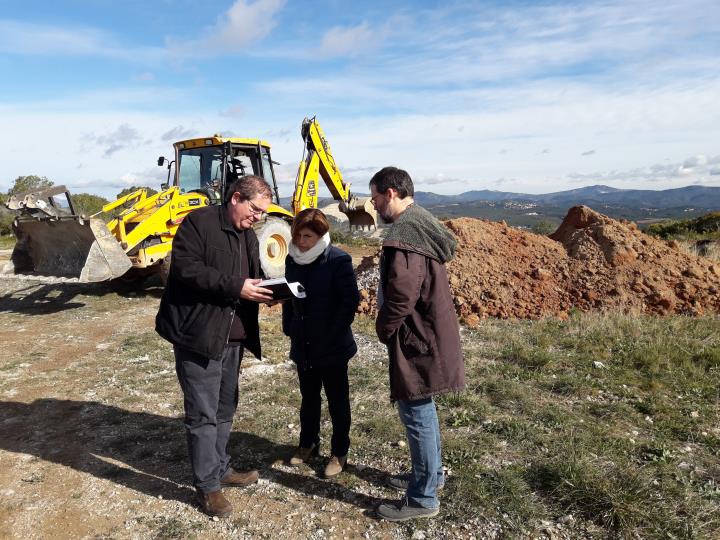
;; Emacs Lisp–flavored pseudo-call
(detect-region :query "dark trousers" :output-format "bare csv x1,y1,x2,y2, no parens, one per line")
175,345,243,493
297,363,351,457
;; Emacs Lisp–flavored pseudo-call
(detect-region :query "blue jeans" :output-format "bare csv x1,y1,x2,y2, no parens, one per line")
396,397,443,509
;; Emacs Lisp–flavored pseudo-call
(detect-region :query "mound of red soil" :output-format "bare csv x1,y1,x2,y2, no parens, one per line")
356,206,720,325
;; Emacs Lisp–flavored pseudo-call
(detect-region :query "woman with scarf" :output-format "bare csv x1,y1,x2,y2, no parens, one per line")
282,209,360,477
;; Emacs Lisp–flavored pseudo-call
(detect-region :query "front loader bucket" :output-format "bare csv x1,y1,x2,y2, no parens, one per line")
341,197,378,230
10,217,132,282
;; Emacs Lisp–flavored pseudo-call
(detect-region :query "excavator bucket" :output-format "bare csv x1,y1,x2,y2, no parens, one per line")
341,197,378,230
10,217,132,282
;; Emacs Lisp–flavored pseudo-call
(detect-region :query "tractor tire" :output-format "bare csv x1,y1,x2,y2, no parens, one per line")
255,218,291,278
159,253,172,286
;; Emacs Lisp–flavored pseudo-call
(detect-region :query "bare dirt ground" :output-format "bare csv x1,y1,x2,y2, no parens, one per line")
356,206,720,323
2,207,718,539
0,270,415,540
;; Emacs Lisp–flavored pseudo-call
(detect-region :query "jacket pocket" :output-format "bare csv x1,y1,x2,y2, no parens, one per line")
207,246,233,273
399,322,431,358
179,303,204,335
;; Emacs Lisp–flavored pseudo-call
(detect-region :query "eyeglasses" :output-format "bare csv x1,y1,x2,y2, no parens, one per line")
246,199,266,217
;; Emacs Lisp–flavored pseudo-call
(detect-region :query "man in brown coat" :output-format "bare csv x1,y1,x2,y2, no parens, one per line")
369,166,465,521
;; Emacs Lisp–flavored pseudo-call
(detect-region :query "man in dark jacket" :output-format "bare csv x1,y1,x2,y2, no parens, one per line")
156,175,274,518
370,167,465,522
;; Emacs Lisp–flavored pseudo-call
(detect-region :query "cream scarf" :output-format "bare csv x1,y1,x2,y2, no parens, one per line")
288,232,331,265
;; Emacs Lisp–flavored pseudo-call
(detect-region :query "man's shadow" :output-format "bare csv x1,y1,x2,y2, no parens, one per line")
0,399,391,512
0,277,164,316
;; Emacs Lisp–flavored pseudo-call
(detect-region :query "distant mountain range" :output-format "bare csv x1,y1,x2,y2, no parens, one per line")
283,184,720,229
413,185,720,210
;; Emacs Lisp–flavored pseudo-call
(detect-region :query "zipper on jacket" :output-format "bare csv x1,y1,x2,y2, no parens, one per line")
225,227,240,346
225,305,236,345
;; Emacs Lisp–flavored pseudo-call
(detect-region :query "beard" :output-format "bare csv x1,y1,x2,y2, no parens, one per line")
377,210,393,224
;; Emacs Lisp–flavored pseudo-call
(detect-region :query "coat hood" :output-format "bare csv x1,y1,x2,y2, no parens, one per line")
383,204,457,263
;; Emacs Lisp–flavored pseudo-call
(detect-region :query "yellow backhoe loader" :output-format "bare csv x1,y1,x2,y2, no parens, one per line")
4,117,376,282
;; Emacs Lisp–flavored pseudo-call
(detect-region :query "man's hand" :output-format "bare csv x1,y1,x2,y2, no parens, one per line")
240,279,274,303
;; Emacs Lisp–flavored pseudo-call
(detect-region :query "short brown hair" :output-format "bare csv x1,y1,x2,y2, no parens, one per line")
224,175,272,205
291,208,330,241
369,166,414,198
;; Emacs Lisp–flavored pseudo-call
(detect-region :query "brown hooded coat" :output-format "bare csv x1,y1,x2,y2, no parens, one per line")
376,205,465,401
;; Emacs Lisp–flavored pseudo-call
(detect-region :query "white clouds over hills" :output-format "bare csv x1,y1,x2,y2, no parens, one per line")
0,0,718,196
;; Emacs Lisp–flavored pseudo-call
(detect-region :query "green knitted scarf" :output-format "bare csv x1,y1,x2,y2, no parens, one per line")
383,204,456,263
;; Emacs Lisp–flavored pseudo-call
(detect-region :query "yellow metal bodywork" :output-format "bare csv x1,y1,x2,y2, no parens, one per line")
108,137,282,272
7,123,372,282
266,203,293,219
105,186,209,269
292,118,377,229
173,136,271,152
292,119,350,214
95,137,288,277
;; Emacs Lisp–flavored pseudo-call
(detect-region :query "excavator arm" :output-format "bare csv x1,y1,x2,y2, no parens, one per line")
292,117,377,229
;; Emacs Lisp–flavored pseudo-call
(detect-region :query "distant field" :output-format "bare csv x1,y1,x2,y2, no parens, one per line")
424,201,714,230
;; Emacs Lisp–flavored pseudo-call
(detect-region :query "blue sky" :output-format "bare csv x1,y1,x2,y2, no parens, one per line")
1,0,719,198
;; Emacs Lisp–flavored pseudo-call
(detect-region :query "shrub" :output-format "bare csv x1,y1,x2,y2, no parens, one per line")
72,193,110,217
647,211,720,239
532,220,557,235
0,208,14,236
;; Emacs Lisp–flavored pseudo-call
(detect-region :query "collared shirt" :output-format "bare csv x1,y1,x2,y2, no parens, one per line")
228,228,250,343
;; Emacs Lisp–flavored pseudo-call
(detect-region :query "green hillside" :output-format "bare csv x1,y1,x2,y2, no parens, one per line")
646,211,720,239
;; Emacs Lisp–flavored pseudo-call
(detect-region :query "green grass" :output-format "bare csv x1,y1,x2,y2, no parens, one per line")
0,234,15,249
442,313,720,538
138,516,202,540
330,229,381,247
52,307,718,538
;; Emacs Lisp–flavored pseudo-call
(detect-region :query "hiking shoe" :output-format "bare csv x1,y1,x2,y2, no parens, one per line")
289,444,318,466
196,489,232,518
220,467,259,488
376,497,439,522
387,473,445,492
324,455,346,478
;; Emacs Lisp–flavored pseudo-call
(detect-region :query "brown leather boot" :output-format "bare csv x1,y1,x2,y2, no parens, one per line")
289,444,319,466
196,489,232,518
324,455,347,478
220,467,260,488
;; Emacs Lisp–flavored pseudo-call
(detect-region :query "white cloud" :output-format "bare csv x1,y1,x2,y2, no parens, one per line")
169,0,286,55
257,0,719,92
0,20,164,62
683,155,708,168
0,0,286,62
319,21,386,58
0,20,104,55
271,162,298,186
207,0,286,49
0,86,189,113
161,126,198,142
416,173,468,186
85,124,143,157
2,1,719,196
567,154,720,186
219,105,244,118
